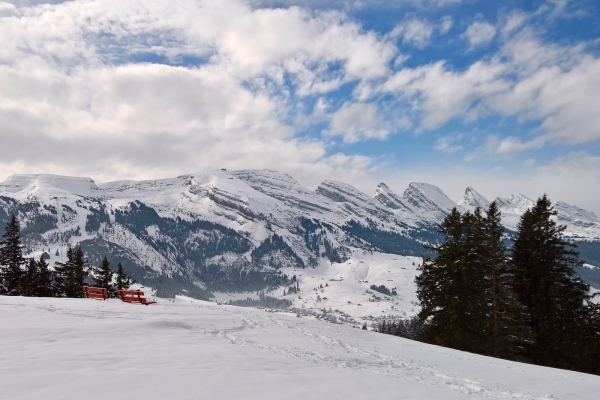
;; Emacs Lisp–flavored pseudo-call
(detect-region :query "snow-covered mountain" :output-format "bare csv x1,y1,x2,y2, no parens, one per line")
457,187,490,212
0,170,599,298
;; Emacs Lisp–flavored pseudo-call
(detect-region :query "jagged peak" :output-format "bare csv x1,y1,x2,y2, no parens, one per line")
458,187,490,211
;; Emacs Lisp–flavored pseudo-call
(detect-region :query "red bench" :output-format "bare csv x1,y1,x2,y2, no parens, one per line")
83,286,109,300
116,289,156,305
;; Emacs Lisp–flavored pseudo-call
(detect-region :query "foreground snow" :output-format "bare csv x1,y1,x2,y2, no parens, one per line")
2,296,598,399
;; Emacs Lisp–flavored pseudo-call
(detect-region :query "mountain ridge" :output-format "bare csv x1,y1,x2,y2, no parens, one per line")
1,170,599,297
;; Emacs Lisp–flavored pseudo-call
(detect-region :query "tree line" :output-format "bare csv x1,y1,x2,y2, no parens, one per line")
0,215,133,298
385,196,600,375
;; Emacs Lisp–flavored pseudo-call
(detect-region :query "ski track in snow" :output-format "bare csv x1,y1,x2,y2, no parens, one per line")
3,296,597,400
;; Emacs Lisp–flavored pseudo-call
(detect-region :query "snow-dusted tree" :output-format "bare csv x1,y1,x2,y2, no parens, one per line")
0,215,26,295
35,255,53,297
93,256,115,297
22,258,38,297
54,247,89,298
115,263,132,291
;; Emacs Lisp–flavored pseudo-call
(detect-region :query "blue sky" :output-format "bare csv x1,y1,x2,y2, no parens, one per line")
1,0,599,212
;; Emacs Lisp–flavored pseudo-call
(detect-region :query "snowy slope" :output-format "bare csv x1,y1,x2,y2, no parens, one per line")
458,186,491,213
1,170,600,302
2,295,599,400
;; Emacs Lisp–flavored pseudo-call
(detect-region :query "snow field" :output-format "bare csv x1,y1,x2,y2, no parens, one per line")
1,296,599,400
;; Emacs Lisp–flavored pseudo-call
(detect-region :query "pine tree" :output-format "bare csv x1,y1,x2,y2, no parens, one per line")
417,208,487,351
22,258,38,297
510,195,589,369
93,256,114,297
481,202,531,361
0,215,26,295
35,255,53,297
115,263,132,291
54,247,89,298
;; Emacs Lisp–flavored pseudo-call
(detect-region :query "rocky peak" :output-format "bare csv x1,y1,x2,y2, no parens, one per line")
457,187,490,212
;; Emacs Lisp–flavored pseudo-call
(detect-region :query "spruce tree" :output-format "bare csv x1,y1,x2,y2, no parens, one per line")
0,215,26,295
417,208,488,351
22,258,38,297
510,195,589,369
35,255,53,297
54,247,89,298
93,256,114,297
481,202,530,361
115,263,132,291
53,247,72,296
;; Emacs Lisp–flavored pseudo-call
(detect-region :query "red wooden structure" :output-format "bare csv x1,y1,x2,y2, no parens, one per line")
83,286,109,300
116,289,156,305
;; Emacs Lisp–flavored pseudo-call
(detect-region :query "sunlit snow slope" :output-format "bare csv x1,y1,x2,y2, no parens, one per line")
1,296,598,400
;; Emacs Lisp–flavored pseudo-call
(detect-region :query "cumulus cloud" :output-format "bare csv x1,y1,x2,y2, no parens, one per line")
390,18,434,48
380,22,600,151
326,102,390,143
0,0,400,186
463,21,497,48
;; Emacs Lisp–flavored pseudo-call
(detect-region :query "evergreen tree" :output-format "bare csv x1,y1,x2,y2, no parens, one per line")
35,255,53,297
115,263,132,291
93,256,115,297
0,215,26,295
417,208,488,352
22,258,38,297
482,202,531,361
510,195,589,369
54,247,89,298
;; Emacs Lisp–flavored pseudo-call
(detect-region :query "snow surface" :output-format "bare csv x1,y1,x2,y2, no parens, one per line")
2,295,598,400
214,251,422,323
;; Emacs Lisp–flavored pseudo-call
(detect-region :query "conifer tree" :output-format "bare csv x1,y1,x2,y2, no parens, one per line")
54,247,89,298
0,215,26,295
22,258,38,297
115,263,132,291
417,208,488,351
510,195,589,369
93,256,114,297
481,202,530,361
35,255,53,297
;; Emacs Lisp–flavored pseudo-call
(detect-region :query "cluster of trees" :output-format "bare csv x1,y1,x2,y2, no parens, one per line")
375,316,423,340
415,196,600,375
370,284,397,296
229,291,292,309
0,215,132,298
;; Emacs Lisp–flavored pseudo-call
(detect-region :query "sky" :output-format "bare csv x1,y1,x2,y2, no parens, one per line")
1,0,599,213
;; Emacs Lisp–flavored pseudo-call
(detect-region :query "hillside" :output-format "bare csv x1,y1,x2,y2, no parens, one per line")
1,295,598,400
1,170,599,301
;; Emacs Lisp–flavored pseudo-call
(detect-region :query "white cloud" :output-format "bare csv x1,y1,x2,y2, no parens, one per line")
463,21,497,48
380,24,600,150
326,102,390,143
382,60,508,129
434,134,463,154
390,19,434,49
501,12,528,37
438,16,453,34
495,137,545,154
0,0,401,186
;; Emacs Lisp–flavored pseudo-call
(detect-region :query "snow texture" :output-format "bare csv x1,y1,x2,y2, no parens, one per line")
1,295,598,400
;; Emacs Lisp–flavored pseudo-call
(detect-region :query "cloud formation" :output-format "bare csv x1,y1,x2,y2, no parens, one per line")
0,0,400,185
